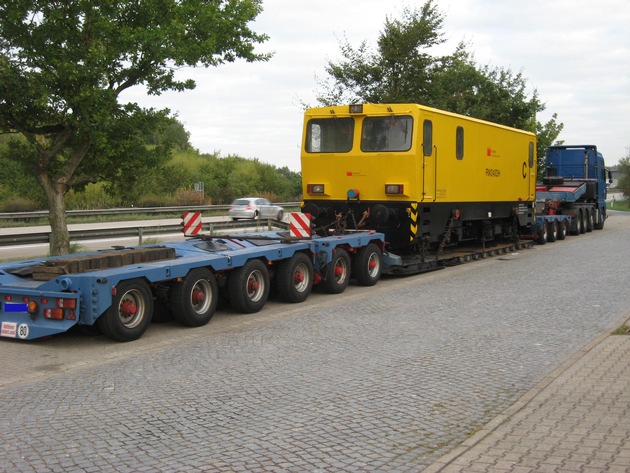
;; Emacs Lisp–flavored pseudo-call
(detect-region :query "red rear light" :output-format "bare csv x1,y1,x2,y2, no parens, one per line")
44,308,64,320
57,298,76,309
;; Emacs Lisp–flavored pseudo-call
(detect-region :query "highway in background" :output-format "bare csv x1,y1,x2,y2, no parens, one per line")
0,216,232,260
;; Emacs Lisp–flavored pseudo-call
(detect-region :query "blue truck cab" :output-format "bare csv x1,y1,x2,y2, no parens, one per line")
540,145,612,233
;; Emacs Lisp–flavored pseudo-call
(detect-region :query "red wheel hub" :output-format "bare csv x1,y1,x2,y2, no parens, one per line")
368,260,377,270
121,300,137,316
293,271,305,284
192,288,205,304
248,278,259,292
334,265,344,277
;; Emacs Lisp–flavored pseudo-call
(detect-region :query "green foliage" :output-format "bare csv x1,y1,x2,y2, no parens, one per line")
0,134,46,207
69,149,301,208
535,114,565,179
315,0,563,152
607,199,629,211
145,118,191,149
65,182,120,210
618,151,630,199
0,195,40,212
0,0,269,254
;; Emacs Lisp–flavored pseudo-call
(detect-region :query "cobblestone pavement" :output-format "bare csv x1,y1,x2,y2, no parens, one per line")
1,211,629,472
425,325,630,473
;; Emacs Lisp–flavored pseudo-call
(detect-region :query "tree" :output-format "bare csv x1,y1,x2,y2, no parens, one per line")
315,1,563,154
0,0,269,255
618,149,630,199
535,113,564,179
316,1,445,106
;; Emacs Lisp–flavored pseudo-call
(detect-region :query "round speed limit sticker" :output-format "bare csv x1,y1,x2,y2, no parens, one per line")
17,324,29,339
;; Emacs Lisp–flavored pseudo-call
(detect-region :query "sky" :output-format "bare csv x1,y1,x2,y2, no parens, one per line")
122,0,630,170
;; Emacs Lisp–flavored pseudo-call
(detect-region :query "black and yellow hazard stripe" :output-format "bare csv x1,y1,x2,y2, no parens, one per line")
409,202,418,242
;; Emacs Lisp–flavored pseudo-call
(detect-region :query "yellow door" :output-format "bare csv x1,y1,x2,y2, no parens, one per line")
421,118,436,202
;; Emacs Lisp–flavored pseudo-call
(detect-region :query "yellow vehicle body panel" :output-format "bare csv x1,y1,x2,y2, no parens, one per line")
301,103,537,204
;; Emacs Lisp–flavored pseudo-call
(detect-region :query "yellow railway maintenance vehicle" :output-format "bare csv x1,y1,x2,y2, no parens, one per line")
301,103,537,257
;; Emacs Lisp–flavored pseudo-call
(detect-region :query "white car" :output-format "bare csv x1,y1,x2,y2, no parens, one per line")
228,197,284,221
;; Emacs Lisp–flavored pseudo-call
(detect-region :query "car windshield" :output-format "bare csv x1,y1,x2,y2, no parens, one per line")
232,199,250,206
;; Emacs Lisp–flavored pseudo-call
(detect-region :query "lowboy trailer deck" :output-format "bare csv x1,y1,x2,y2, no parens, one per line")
0,229,385,342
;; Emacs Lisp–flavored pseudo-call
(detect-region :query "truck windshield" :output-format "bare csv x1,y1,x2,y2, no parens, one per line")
305,118,354,153
361,116,413,152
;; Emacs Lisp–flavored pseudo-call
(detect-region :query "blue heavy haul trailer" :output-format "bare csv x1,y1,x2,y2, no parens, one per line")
0,230,385,342
533,145,612,242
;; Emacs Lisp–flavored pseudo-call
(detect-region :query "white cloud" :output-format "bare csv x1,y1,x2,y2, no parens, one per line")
121,0,630,168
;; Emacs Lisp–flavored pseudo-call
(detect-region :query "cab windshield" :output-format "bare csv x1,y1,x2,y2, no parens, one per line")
305,118,354,153
361,116,413,152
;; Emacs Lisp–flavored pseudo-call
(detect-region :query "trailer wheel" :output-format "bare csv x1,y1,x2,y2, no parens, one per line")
536,221,548,245
228,259,270,313
97,279,154,342
322,248,351,294
276,252,313,303
571,210,584,235
579,209,586,234
352,243,382,286
547,220,557,242
594,208,605,230
585,208,594,232
169,268,218,326
557,219,567,240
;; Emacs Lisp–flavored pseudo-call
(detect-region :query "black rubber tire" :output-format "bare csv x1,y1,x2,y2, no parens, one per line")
276,210,284,221
571,212,582,235
557,219,567,240
536,221,548,245
169,268,218,327
352,243,382,286
594,208,605,230
276,252,313,303
585,208,594,232
579,210,586,234
322,248,351,294
228,259,270,313
97,279,154,342
547,220,557,243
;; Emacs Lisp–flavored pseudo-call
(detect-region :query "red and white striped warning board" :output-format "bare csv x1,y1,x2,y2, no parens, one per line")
289,212,311,238
181,212,202,236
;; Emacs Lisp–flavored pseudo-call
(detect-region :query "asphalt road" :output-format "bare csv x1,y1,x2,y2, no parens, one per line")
1,210,630,472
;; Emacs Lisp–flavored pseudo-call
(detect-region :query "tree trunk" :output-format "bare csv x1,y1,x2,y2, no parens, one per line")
39,174,70,256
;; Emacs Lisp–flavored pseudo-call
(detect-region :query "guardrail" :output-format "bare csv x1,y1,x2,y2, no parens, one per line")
0,202,301,220
0,219,289,247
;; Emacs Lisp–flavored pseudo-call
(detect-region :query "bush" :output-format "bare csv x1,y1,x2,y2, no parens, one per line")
0,195,41,212
136,189,211,207
65,183,121,210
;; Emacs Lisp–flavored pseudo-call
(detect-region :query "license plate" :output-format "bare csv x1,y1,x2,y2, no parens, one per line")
4,302,28,313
